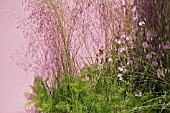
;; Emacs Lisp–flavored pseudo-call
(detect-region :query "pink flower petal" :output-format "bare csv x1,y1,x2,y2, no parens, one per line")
134,91,142,97
152,61,158,67
146,53,152,59
118,73,123,78
142,42,149,48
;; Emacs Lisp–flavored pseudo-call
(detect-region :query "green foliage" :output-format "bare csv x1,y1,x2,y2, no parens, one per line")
26,63,170,113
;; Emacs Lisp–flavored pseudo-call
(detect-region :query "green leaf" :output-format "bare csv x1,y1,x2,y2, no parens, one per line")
25,101,32,107
37,107,45,111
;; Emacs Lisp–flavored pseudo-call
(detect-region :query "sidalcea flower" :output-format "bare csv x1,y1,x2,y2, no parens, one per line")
118,67,124,72
126,36,132,41
134,91,142,97
150,51,156,55
119,77,123,80
108,57,112,62
120,47,125,53
122,34,126,38
136,36,141,42
115,38,122,44
163,44,170,50
118,73,123,80
132,51,135,56
118,73,123,78
123,69,127,73
133,16,137,20
138,21,145,26
146,31,153,41
117,40,121,44
142,42,149,48
127,60,133,65
152,61,158,67
132,43,137,48
146,53,152,59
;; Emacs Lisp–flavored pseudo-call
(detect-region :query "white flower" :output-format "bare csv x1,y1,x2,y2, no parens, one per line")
108,58,112,62
118,67,124,71
127,60,133,65
115,39,121,44
118,73,123,80
122,34,126,38
126,36,131,41
120,47,125,53
138,21,145,26
119,77,123,80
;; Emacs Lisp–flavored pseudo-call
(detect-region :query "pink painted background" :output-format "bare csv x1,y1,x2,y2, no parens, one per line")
0,0,33,112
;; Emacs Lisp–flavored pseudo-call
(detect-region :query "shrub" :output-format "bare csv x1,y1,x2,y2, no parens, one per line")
19,0,170,112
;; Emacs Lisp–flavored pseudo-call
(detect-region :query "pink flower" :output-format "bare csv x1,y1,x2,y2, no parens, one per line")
150,51,156,55
163,44,170,50
118,73,123,80
146,53,152,59
132,44,137,48
134,91,142,97
146,31,153,40
118,73,123,78
142,42,149,48
152,61,158,67
120,47,125,53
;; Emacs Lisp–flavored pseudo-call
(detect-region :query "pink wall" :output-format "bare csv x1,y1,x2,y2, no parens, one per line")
0,0,33,112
